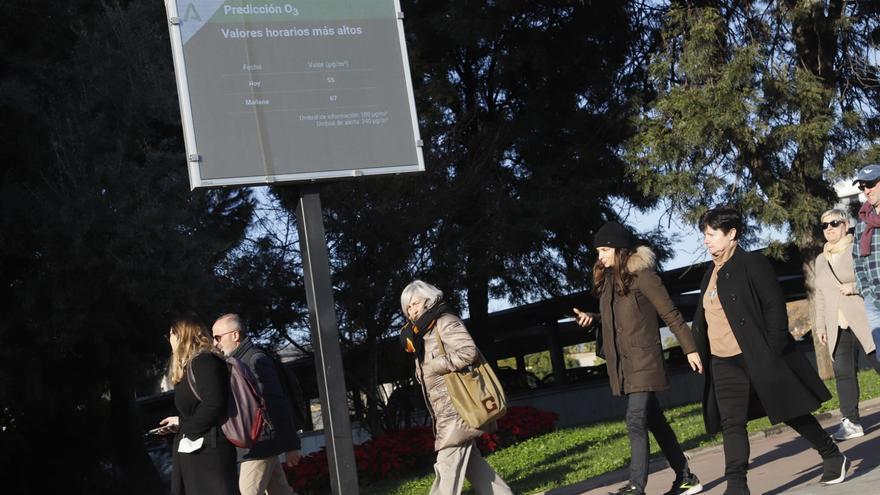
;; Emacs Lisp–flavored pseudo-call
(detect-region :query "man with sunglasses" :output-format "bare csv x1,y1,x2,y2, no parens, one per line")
213,314,303,495
852,164,880,362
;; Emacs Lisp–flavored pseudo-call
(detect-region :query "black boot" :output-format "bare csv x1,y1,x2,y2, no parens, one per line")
723,476,750,495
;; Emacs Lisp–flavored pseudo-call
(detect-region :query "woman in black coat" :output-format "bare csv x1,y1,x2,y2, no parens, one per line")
157,317,239,495
693,208,848,494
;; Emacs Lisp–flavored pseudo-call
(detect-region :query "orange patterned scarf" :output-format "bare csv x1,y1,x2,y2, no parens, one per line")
400,301,449,360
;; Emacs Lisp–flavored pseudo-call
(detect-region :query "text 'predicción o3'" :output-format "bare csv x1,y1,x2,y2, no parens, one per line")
223,3,300,15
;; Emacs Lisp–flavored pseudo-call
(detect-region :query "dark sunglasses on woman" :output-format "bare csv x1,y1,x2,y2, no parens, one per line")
821,220,844,229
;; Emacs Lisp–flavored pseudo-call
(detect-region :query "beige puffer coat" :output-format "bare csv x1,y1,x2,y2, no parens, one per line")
415,313,496,451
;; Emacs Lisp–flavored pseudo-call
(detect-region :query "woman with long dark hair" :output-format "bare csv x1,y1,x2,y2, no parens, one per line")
573,222,704,495
693,207,848,494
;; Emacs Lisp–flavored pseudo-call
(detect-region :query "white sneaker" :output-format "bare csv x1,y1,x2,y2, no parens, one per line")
832,418,864,441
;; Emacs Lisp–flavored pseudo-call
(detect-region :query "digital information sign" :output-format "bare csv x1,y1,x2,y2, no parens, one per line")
164,0,424,189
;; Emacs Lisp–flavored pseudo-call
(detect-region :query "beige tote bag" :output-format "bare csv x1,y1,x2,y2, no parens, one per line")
434,329,507,428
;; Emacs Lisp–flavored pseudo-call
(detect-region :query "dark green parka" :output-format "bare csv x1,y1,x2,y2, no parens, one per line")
596,246,698,396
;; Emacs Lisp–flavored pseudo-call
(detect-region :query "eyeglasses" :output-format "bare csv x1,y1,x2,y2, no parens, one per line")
821,220,845,229
857,180,879,191
213,330,236,343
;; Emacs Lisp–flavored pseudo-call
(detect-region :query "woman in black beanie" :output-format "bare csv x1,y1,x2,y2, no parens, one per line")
573,222,704,495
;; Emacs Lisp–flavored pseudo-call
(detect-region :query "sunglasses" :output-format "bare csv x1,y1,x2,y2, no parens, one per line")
821,220,844,229
857,180,879,191
213,330,236,342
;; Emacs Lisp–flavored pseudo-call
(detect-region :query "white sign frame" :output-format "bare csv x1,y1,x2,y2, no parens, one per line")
164,0,425,189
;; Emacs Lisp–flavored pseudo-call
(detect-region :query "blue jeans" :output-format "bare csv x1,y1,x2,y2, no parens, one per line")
864,293,880,362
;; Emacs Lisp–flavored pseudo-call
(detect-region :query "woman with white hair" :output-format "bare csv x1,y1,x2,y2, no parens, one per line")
399,280,513,495
814,208,880,440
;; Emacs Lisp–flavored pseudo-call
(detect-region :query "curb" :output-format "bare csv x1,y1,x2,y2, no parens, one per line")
538,397,880,495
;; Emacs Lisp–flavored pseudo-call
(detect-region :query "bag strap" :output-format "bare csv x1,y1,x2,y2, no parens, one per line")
185,351,212,401
433,320,486,367
433,325,447,356
826,258,844,285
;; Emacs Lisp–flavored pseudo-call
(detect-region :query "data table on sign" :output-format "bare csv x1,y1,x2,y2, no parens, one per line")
222,62,387,122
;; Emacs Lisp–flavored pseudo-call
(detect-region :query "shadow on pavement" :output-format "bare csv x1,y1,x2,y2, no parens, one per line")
754,409,880,495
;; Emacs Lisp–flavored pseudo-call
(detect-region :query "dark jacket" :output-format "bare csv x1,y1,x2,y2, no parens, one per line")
171,352,238,495
231,338,301,461
596,246,698,396
692,246,831,434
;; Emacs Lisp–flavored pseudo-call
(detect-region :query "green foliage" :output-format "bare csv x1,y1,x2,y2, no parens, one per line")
271,0,666,431
0,2,253,492
629,1,880,252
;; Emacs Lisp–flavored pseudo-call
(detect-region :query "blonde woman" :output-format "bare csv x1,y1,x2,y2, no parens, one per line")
399,280,513,495
814,208,880,440
157,317,238,495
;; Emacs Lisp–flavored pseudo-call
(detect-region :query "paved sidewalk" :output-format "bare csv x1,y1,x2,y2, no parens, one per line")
542,398,880,495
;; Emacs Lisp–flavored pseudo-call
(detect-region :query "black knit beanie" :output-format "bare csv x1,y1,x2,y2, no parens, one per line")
593,222,635,249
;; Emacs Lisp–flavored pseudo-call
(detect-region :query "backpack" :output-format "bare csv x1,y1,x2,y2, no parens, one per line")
186,353,269,448
259,346,309,431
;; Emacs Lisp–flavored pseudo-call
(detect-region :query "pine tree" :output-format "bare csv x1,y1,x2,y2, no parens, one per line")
627,1,880,377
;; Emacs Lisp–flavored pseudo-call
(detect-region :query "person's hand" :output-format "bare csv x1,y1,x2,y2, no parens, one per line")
839,283,857,296
159,416,180,433
686,352,703,374
572,308,594,328
817,331,828,345
283,450,301,468
149,416,179,436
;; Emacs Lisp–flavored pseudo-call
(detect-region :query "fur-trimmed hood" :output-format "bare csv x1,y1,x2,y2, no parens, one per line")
626,245,656,273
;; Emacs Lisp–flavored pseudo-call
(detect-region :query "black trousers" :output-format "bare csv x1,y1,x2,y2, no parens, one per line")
711,354,838,488
833,327,880,421
625,391,689,492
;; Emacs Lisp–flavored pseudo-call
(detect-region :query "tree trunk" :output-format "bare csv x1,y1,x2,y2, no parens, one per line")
466,271,494,363
802,258,834,379
362,332,385,435
787,2,840,381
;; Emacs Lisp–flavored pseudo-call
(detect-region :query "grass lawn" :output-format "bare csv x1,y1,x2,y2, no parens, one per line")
361,370,880,494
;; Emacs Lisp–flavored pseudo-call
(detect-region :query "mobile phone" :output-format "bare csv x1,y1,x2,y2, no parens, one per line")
148,426,169,436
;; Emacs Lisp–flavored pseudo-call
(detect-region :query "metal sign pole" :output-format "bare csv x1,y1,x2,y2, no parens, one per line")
294,183,359,495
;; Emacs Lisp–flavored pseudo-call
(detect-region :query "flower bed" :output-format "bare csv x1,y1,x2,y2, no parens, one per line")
477,405,559,453
288,405,558,493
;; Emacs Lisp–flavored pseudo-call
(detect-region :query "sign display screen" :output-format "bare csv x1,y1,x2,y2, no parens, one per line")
165,0,424,188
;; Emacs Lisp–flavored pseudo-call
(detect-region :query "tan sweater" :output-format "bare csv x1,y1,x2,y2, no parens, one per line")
705,248,743,358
